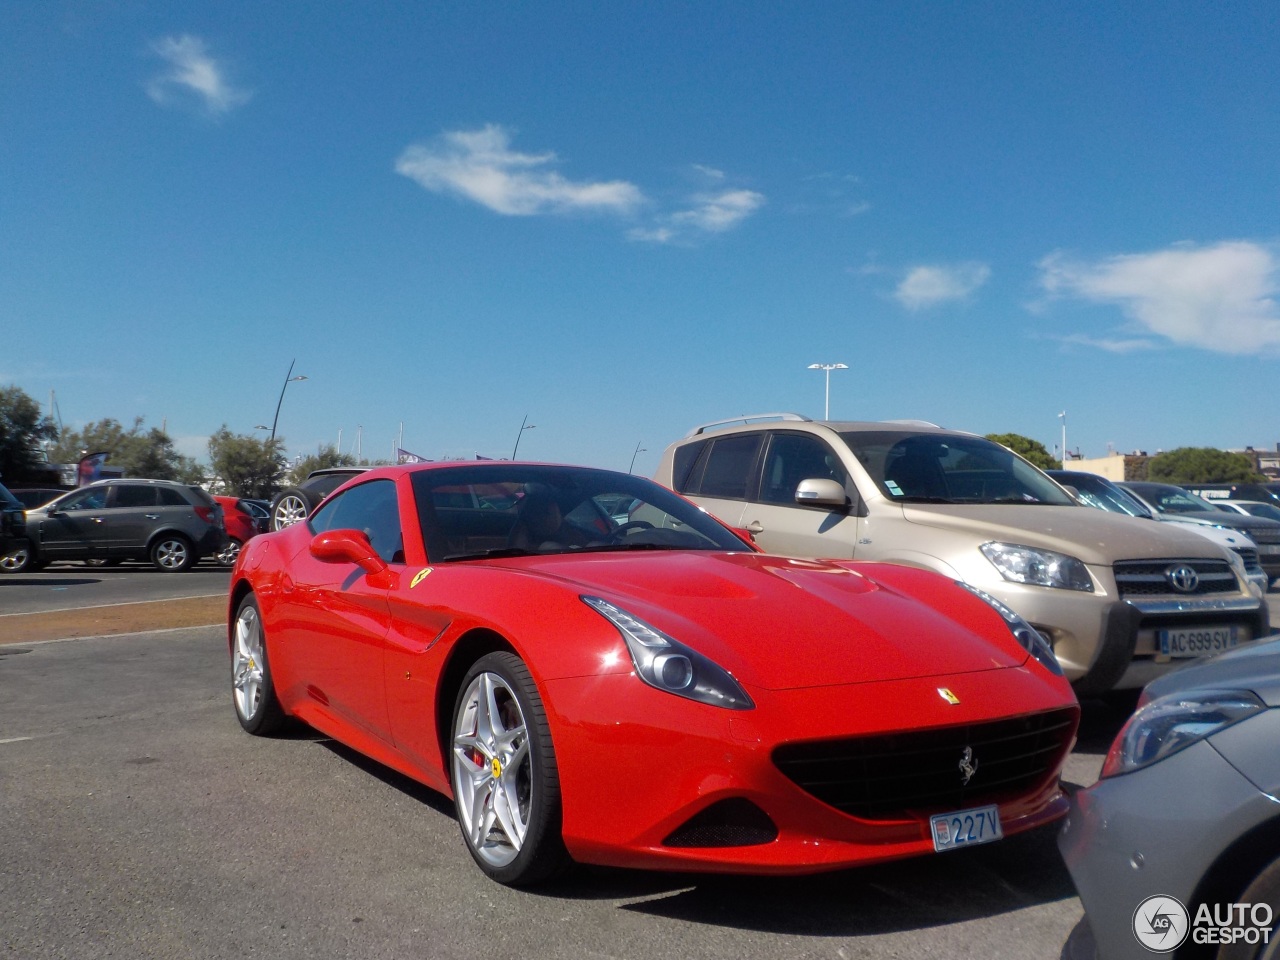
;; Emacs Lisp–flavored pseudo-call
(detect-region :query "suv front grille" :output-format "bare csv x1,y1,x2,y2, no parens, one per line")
772,708,1077,821
1114,558,1239,598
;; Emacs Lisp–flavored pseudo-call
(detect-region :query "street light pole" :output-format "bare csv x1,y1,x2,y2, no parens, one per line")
1059,411,1067,464
269,359,309,445
807,363,848,420
629,441,647,474
512,414,536,460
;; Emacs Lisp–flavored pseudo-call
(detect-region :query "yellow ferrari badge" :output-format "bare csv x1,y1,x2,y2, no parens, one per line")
410,567,434,589
491,758,503,778
937,687,961,705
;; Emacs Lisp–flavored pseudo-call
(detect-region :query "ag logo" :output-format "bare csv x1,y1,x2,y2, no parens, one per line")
1133,895,1189,952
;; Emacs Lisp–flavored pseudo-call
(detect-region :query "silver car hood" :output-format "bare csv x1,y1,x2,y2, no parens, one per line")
896,504,1228,566
1142,635,1280,706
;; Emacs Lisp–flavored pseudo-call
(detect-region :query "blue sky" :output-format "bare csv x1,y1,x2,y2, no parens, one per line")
3,1,1279,475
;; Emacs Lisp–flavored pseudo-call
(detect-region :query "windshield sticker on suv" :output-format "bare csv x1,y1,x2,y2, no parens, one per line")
885,481,904,496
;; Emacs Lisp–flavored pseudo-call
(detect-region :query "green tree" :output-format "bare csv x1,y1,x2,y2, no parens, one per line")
287,445,357,485
208,427,286,498
985,433,1060,470
50,417,202,482
1147,447,1262,484
0,385,58,481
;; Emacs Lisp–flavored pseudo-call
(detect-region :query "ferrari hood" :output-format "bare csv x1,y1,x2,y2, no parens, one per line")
500,551,1027,691
897,504,1228,565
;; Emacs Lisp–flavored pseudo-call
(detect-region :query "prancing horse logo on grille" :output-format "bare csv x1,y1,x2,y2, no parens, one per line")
958,746,978,786
1166,565,1199,593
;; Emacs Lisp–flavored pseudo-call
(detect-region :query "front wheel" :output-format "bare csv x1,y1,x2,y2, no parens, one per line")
1215,855,1280,960
151,534,194,572
451,652,570,886
231,595,285,735
1,541,38,573
271,494,309,531
215,538,243,567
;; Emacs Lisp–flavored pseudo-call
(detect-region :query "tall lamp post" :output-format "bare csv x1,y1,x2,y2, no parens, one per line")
807,362,848,420
269,359,308,445
629,442,647,474
1059,410,1067,464
512,414,536,460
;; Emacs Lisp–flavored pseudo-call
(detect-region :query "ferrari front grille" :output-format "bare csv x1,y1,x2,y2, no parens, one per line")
771,707,1077,821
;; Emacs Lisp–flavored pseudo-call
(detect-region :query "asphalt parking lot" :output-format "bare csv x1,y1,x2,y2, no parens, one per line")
2,569,1278,959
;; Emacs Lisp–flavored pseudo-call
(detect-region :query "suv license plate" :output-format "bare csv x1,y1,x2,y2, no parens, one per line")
931,805,1003,852
1158,625,1240,658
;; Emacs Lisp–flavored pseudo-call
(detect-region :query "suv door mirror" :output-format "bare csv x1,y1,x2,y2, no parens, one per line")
795,478,848,509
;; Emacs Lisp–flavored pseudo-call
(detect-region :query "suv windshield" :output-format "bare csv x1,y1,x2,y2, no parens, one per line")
411,464,751,561
839,431,1075,506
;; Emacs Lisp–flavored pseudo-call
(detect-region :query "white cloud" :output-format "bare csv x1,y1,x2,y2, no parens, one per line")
1050,333,1160,354
894,262,991,310
395,125,644,216
670,189,765,233
1039,241,1280,354
147,35,250,115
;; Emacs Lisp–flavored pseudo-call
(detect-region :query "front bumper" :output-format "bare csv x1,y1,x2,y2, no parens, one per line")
1058,737,1277,960
547,665,1077,874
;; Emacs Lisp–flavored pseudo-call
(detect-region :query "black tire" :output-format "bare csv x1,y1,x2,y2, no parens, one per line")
150,534,194,572
0,540,37,574
230,595,285,735
83,558,124,568
1216,855,1280,960
450,652,570,886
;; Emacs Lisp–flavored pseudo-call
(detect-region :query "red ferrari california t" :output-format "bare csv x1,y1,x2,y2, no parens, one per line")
228,462,1078,886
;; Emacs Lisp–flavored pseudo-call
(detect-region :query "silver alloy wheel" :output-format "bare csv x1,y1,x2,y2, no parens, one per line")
232,602,266,722
452,672,533,869
215,538,242,567
273,494,308,530
0,545,30,572
153,538,190,571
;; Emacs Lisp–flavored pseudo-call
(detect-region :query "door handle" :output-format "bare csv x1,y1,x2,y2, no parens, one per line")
746,520,765,533
90,517,104,523
144,514,160,520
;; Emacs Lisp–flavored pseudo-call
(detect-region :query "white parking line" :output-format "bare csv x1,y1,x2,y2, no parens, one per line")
0,593,226,618
0,737,33,744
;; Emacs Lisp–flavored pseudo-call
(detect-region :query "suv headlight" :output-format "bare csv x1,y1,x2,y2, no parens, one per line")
980,542,1093,592
581,596,754,710
957,582,1064,676
1100,690,1265,778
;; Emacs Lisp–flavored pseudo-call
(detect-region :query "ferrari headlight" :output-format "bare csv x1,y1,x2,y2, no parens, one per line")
980,541,1093,592
956,582,1064,676
581,596,754,710
1100,691,1265,778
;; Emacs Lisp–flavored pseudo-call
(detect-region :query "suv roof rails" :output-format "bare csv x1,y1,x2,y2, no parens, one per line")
686,413,812,437
880,419,944,429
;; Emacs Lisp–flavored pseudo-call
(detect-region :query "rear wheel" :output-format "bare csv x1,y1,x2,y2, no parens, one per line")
230,595,285,735
271,494,310,531
215,538,243,567
0,541,37,573
151,534,194,572
451,652,570,885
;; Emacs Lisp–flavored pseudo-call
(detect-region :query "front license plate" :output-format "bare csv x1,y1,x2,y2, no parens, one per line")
1159,625,1240,658
931,805,1003,852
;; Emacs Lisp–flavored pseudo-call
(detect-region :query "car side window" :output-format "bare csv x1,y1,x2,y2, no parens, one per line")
310,478,404,564
158,488,188,506
690,434,762,500
59,488,109,511
758,433,848,505
112,485,159,508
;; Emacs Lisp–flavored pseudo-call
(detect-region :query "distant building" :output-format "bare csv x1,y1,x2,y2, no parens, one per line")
1061,452,1152,481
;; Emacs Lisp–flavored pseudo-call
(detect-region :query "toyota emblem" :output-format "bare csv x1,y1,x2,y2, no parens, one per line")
1166,565,1199,593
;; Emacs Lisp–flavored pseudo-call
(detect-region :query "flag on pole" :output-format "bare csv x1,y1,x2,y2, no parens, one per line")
77,452,109,486
396,448,430,464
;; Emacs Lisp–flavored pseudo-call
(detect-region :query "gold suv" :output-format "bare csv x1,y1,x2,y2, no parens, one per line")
655,414,1270,695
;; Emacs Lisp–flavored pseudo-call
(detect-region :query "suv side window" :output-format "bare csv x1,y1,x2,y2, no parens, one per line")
58,488,109,511
688,434,762,500
158,488,189,506
758,433,848,504
113,485,159,508
310,479,404,564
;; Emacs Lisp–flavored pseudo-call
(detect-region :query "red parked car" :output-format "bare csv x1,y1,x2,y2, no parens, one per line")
227,462,1078,886
213,495,266,567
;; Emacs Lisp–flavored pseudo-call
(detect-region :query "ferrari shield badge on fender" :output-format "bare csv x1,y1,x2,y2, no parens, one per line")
410,567,434,589
937,687,961,705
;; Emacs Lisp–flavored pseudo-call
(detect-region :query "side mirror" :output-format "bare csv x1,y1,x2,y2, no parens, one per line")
794,478,848,509
310,528,388,576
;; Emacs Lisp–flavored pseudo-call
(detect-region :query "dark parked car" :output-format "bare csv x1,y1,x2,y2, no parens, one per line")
0,481,27,569
2,478,227,573
8,487,66,509
268,467,367,531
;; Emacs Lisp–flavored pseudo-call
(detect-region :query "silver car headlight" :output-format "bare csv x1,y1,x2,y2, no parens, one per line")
1100,690,1265,778
582,596,754,710
980,541,1093,592
956,582,1064,676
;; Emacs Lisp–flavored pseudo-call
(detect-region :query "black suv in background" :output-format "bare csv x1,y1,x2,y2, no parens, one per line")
2,478,227,573
0,481,26,566
269,467,367,530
